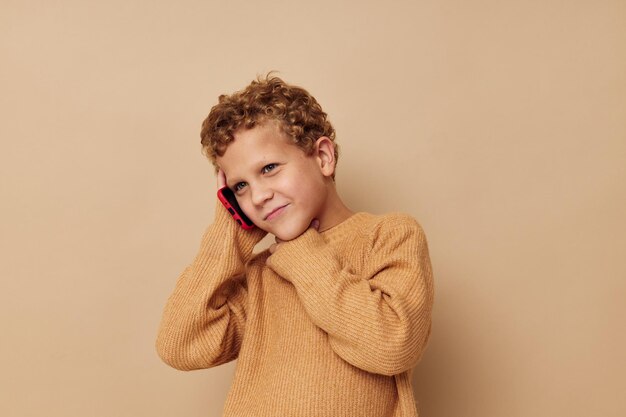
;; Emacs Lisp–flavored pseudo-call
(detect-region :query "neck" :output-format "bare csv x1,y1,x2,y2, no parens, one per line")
317,184,354,232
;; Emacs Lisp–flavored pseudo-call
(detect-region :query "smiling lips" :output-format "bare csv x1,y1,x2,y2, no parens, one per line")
264,204,288,221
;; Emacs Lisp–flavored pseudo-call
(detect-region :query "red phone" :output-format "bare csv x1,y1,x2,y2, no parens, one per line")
217,186,255,230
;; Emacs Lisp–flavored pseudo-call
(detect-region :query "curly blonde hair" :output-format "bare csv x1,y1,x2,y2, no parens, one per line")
200,72,338,179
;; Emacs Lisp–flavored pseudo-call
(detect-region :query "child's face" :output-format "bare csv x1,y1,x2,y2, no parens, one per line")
216,120,333,241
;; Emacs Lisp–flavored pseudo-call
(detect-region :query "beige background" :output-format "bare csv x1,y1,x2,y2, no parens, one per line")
1,1,625,416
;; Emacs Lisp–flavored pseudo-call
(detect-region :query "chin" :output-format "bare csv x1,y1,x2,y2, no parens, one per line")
274,229,304,242
272,222,310,241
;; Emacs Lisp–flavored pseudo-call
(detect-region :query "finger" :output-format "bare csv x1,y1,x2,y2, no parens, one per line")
311,219,320,230
217,168,227,189
269,243,278,254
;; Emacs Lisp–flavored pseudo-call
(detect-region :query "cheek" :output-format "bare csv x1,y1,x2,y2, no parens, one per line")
286,164,324,195
236,196,255,218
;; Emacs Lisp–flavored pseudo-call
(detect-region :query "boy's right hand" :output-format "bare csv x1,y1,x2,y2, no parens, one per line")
215,167,267,244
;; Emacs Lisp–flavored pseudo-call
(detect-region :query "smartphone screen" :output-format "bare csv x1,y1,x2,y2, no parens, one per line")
217,186,255,230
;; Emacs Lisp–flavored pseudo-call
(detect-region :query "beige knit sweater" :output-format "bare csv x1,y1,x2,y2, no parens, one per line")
156,203,434,417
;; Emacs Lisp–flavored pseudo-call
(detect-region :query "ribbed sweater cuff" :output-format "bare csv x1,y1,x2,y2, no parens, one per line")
196,201,267,265
266,228,341,292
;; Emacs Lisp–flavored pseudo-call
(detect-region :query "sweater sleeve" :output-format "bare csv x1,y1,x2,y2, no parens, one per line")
265,214,434,376
155,202,267,371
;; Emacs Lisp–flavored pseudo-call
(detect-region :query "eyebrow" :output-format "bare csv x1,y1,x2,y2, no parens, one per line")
226,155,285,188
224,158,273,189
225,179,240,189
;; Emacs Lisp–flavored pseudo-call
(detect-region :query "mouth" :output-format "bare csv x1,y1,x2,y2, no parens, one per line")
264,204,288,221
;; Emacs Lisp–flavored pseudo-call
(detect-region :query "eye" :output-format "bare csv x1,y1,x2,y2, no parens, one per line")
233,182,247,192
262,163,277,174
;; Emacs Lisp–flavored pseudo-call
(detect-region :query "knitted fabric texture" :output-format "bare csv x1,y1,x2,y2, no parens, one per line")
156,202,434,417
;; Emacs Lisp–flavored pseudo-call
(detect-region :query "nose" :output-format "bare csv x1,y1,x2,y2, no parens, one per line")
251,183,273,206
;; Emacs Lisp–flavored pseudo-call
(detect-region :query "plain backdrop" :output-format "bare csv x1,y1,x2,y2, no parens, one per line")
1,1,625,416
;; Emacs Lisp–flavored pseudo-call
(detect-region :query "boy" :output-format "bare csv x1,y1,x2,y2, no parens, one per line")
156,74,434,417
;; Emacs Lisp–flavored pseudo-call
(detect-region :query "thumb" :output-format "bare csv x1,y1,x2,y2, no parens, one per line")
217,168,227,189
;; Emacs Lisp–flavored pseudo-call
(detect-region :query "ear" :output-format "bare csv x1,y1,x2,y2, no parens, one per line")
314,136,336,178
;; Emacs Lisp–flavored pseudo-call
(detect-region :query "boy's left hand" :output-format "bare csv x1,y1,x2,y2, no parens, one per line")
269,219,320,254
